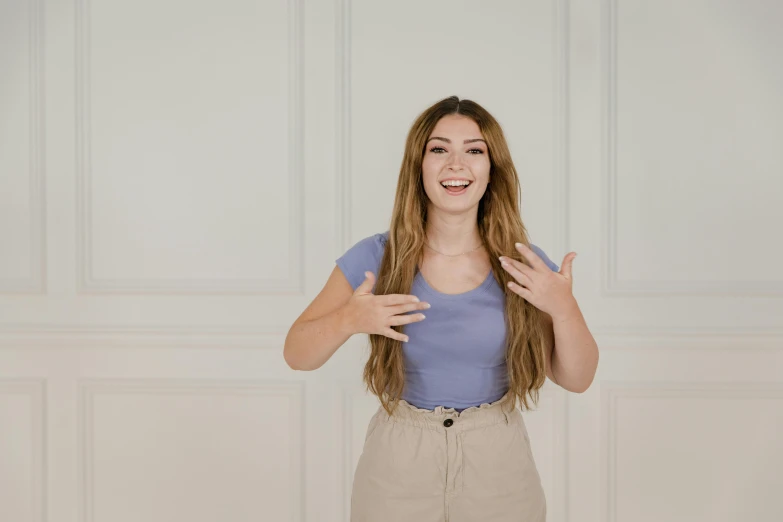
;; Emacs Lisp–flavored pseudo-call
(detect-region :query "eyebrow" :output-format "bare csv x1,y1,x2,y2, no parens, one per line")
426,136,486,145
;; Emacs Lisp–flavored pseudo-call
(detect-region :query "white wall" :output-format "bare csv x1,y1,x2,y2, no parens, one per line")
1,0,781,521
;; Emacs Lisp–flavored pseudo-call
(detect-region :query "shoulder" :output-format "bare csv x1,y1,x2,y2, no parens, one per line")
335,230,388,290
350,230,388,254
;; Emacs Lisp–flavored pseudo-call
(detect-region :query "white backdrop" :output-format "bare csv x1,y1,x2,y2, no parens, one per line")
1,0,782,521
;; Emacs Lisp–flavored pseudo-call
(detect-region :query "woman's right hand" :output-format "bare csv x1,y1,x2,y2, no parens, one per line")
343,271,429,342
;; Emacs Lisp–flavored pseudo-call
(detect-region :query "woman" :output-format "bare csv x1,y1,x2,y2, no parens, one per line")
284,96,599,521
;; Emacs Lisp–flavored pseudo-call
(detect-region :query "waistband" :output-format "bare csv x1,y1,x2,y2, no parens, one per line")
374,390,520,433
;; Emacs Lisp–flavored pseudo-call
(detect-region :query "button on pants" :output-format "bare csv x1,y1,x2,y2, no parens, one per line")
350,391,546,522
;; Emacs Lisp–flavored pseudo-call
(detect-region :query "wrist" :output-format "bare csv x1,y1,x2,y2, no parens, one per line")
336,304,356,337
551,297,581,323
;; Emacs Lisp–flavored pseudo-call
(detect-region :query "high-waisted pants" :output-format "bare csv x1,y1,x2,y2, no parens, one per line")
350,391,546,522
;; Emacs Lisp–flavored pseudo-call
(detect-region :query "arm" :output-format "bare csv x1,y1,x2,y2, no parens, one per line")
500,243,598,394
544,301,599,393
284,266,356,371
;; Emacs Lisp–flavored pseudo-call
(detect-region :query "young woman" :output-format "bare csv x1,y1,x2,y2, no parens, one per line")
284,96,599,522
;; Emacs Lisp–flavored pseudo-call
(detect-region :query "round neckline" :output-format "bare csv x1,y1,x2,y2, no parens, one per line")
415,266,495,299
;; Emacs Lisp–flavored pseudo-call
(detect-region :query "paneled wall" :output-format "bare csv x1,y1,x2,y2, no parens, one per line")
1,1,781,521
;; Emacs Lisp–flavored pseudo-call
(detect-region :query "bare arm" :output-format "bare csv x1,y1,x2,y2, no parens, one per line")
284,266,428,371
284,266,356,371
549,299,599,393
541,312,558,385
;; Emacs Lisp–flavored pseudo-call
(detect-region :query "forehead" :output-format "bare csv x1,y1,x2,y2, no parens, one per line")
430,114,482,137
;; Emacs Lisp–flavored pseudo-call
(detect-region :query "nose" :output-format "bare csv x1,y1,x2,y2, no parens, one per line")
446,152,465,170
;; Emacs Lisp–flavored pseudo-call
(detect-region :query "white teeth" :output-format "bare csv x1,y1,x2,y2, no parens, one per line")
441,180,471,187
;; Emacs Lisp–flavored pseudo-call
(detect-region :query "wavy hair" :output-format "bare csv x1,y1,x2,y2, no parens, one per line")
365,95,549,416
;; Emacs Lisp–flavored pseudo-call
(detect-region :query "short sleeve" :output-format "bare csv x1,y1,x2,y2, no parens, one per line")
335,232,387,291
530,243,560,272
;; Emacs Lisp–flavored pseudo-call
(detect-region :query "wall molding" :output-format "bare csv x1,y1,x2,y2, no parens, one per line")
74,0,305,295
601,381,783,522
0,324,286,348
0,0,47,295
593,326,783,350
600,0,783,297
553,0,571,260
335,0,352,256
526,385,570,522
340,383,363,522
0,378,46,522
78,378,305,522
4,324,781,349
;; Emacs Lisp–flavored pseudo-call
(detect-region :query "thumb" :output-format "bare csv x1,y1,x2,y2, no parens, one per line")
355,271,376,294
560,252,577,279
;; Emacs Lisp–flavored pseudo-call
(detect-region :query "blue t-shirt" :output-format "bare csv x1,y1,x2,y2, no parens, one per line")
336,231,559,412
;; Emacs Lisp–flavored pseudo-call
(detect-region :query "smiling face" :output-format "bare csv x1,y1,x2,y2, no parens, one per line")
421,114,491,214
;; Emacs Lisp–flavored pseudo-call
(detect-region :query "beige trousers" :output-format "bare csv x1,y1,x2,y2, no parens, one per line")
350,391,546,522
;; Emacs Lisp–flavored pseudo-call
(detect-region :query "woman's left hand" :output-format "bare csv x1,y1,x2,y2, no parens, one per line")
499,243,578,317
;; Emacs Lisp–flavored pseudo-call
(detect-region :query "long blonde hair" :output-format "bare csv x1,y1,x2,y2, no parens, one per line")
365,95,549,416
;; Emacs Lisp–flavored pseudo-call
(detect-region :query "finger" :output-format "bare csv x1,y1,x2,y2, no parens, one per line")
387,301,430,315
514,243,547,271
388,312,426,327
385,328,409,343
561,252,577,279
499,257,534,285
380,294,421,306
499,254,536,278
507,280,533,300
355,271,375,294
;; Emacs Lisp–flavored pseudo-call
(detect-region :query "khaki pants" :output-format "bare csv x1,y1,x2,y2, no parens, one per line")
351,391,546,522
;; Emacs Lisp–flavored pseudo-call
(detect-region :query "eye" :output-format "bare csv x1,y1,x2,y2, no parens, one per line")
428,147,485,154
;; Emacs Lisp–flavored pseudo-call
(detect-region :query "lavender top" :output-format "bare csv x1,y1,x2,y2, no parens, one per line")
336,231,559,412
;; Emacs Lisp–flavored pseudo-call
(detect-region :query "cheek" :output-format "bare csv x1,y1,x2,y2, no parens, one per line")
422,175,440,197
421,154,439,172
470,155,491,171
420,158,440,184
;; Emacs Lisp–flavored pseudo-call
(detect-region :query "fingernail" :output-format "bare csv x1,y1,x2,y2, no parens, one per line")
403,337,409,342
515,242,523,248
424,303,431,309
412,296,419,302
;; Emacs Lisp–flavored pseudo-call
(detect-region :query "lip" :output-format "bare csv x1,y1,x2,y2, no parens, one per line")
440,180,471,196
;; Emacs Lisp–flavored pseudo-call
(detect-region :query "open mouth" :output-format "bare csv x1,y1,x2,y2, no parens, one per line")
440,181,472,195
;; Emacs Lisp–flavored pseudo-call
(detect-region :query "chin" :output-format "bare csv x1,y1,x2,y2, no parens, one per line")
435,200,479,213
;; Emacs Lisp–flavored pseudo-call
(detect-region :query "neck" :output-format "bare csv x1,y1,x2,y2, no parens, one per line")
424,218,482,255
